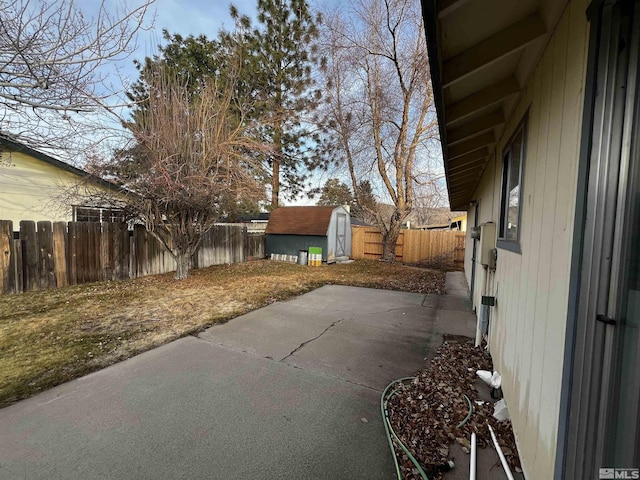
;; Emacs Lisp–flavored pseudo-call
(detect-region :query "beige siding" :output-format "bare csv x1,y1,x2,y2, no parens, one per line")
0,151,102,225
465,0,589,477
463,205,475,288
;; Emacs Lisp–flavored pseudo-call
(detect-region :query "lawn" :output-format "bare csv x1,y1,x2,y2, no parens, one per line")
0,259,445,408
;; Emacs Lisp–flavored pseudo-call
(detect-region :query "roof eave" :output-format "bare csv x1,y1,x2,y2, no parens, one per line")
421,0,471,212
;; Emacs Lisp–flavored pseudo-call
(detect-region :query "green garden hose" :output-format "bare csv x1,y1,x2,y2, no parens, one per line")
381,377,429,480
456,394,474,428
381,380,474,479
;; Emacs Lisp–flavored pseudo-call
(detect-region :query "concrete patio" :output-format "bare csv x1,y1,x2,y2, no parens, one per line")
0,273,499,480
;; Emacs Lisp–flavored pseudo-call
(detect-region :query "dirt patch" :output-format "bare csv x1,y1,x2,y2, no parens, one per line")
0,259,444,408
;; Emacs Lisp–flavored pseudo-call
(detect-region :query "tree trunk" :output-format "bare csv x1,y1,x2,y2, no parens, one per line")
271,125,282,209
271,157,280,209
381,216,403,262
174,251,192,280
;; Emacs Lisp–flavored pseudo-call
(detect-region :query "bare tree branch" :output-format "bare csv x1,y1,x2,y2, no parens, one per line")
318,0,440,261
0,0,155,154
85,62,271,279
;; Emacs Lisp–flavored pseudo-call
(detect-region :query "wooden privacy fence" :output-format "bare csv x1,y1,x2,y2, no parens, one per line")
0,220,265,294
351,226,465,269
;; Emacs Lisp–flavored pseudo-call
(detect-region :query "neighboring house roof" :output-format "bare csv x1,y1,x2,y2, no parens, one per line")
0,133,120,192
416,213,466,230
417,223,450,230
238,212,270,222
266,206,340,236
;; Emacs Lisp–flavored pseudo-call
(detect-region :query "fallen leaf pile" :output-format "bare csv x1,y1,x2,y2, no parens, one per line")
386,339,522,479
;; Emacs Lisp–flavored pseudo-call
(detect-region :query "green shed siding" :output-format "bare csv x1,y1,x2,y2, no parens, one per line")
266,235,328,260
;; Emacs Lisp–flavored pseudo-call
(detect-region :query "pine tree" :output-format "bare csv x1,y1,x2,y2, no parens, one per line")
247,0,321,208
317,178,354,206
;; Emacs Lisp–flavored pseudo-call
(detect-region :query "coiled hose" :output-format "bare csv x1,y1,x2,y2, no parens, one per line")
381,378,474,480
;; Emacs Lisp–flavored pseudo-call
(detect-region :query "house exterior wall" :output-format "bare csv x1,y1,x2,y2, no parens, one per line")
464,1,589,477
463,205,477,291
0,150,110,225
453,215,467,232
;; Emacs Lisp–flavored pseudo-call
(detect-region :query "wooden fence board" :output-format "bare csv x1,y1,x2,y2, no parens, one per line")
53,222,68,288
1,221,265,294
121,225,131,279
0,221,13,294
76,222,88,284
351,226,465,268
20,221,39,292
36,221,55,289
245,232,265,260
68,222,78,285
90,222,102,283
13,237,23,294
102,222,113,281
133,225,146,278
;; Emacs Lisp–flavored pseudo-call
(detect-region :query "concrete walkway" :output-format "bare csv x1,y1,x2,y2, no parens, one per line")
0,274,475,480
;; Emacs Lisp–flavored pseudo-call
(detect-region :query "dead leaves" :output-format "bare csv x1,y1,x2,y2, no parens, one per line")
386,339,522,479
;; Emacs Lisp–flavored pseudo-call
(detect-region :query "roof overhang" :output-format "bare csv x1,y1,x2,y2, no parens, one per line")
421,0,569,210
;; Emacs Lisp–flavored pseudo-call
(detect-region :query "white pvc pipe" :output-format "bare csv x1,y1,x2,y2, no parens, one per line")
488,424,514,480
470,432,477,480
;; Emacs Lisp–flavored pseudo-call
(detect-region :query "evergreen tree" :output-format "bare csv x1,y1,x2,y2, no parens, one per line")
317,178,353,206
243,0,322,207
126,30,225,123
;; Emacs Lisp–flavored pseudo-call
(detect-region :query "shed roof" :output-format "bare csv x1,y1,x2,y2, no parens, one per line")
266,206,339,236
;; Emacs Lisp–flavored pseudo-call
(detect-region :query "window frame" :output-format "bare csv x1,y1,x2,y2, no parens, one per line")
497,115,528,254
73,206,125,223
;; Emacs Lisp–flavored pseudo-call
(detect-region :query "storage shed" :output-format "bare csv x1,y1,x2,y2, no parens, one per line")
265,206,351,262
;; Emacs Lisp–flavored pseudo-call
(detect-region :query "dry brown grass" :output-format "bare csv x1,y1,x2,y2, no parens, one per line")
0,259,444,408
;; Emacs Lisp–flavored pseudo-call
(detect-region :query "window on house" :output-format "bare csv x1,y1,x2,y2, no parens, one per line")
73,206,125,223
498,119,526,252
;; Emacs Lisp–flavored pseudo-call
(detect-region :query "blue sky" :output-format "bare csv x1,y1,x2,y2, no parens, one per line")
100,0,258,93
134,0,256,57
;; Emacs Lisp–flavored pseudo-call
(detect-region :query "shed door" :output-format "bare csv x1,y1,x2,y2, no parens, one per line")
336,214,347,257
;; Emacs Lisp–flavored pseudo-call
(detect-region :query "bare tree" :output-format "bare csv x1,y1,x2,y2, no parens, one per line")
412,179,448,226
90,65,271,279
0,0,154,154
318,0,439,261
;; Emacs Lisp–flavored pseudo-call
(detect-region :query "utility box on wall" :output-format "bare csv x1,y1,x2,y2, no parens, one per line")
479,222,496,266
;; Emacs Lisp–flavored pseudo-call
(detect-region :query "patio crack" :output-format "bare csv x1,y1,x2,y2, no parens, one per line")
280,319,342,362
348,306,425,316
